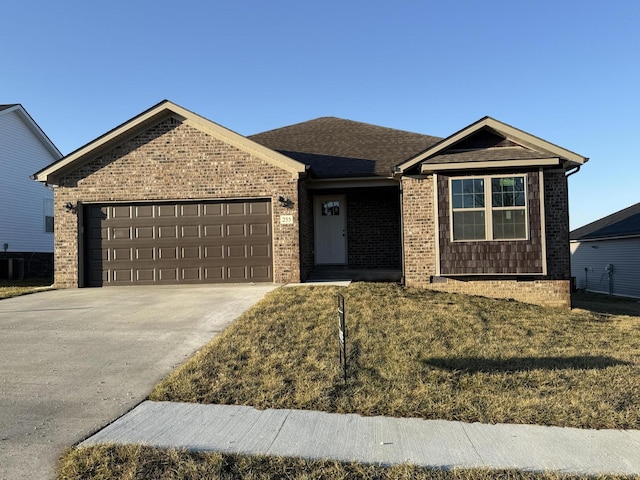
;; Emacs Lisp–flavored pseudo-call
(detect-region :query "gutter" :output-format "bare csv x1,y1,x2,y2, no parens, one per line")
565,165,580,178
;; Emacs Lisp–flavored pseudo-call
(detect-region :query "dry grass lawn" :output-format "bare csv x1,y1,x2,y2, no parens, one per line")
58,444,633,480
151,283,640,429
0,278,53,299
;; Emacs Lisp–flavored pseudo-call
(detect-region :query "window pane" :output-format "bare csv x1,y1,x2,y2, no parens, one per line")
453,211,485,240
452,178,486,210
322,201,340,216
492,176,525,207
492,209,526,239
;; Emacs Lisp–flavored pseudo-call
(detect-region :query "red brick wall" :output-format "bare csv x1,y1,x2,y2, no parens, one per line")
402,176,437,281
54,117,301,287
346,187,401,269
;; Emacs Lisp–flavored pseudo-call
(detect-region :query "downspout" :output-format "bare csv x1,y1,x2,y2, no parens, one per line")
565,165,580,178
394,167,406,285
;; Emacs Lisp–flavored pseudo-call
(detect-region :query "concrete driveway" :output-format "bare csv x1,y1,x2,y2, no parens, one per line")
0,284,278,480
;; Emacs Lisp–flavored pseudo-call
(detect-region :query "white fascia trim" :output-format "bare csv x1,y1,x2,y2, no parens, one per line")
421,158,560,173
399,117,587,173
433,173,441,276
539,169,548,275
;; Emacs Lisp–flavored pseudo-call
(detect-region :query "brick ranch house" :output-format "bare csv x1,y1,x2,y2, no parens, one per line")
33,100,587,307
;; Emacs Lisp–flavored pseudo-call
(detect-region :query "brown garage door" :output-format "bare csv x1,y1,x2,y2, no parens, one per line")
84,200,272,286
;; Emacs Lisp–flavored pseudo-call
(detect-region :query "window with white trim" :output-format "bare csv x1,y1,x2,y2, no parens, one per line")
451,175,527,241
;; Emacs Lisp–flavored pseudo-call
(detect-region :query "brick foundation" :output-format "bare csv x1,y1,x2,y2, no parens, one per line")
418,277,571,308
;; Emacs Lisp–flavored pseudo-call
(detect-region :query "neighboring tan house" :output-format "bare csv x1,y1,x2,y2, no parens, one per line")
570,202,640,299
0,104,62,279
34,100,587,307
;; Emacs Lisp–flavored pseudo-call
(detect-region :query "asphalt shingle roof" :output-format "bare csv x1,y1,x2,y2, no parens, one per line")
570,202,640,240
422,146,554,165
249,117,442,178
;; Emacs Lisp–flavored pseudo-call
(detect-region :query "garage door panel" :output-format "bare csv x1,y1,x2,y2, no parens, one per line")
227,266,248,279
204,246,224,259
227,245,247,258
249,201,269,215
136,269,155,282
250,244,271,258
181,247,201,259
113,269,132,282
204,224,223,237
251,266,271,281
226,203,246,216
135,227,154,239
113,206,132,218
181,225,201,238
250,223,270,236
158,205,178,217
181,204,200,216
181,267,201,280
84,200,272,286
159,226,177,238
203,204,223,216
112,227,132,240
113,248,132,260
159,268,178,281
136,205,154,217
159,247,178,259
226,224,246,237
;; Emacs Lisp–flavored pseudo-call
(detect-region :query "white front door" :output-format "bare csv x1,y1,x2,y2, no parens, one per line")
314,195,347,265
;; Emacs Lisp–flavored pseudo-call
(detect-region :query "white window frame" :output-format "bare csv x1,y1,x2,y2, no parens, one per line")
449,174,528,242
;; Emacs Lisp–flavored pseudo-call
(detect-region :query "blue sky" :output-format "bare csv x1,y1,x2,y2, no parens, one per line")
3,0,639,229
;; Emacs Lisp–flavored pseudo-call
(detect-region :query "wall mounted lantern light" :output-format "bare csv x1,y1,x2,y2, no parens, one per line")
278,195,294,209
64,202,78,214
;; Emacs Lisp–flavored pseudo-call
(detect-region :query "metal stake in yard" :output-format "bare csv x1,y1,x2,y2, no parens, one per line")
337,293,347,383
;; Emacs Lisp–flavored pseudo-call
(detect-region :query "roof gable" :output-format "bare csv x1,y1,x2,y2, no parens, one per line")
34,100,306,184
397,117,588,174
571,202,640,241
250,117,442,178
1,104,62,160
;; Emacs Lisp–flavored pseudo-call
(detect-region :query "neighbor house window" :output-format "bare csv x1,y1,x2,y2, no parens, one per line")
451,175,527,241
44,198,54,234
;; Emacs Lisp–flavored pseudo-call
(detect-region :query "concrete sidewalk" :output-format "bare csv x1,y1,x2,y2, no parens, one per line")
81,401,640,476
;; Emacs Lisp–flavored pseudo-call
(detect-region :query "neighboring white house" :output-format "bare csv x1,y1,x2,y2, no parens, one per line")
0,104,62,278
570,202,640,299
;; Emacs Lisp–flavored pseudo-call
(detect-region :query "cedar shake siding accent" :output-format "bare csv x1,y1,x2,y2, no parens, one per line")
54,118,301,288
437,171,544,275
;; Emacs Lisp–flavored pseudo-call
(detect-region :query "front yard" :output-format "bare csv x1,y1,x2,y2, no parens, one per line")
59,284,640,479
150,283,640,429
